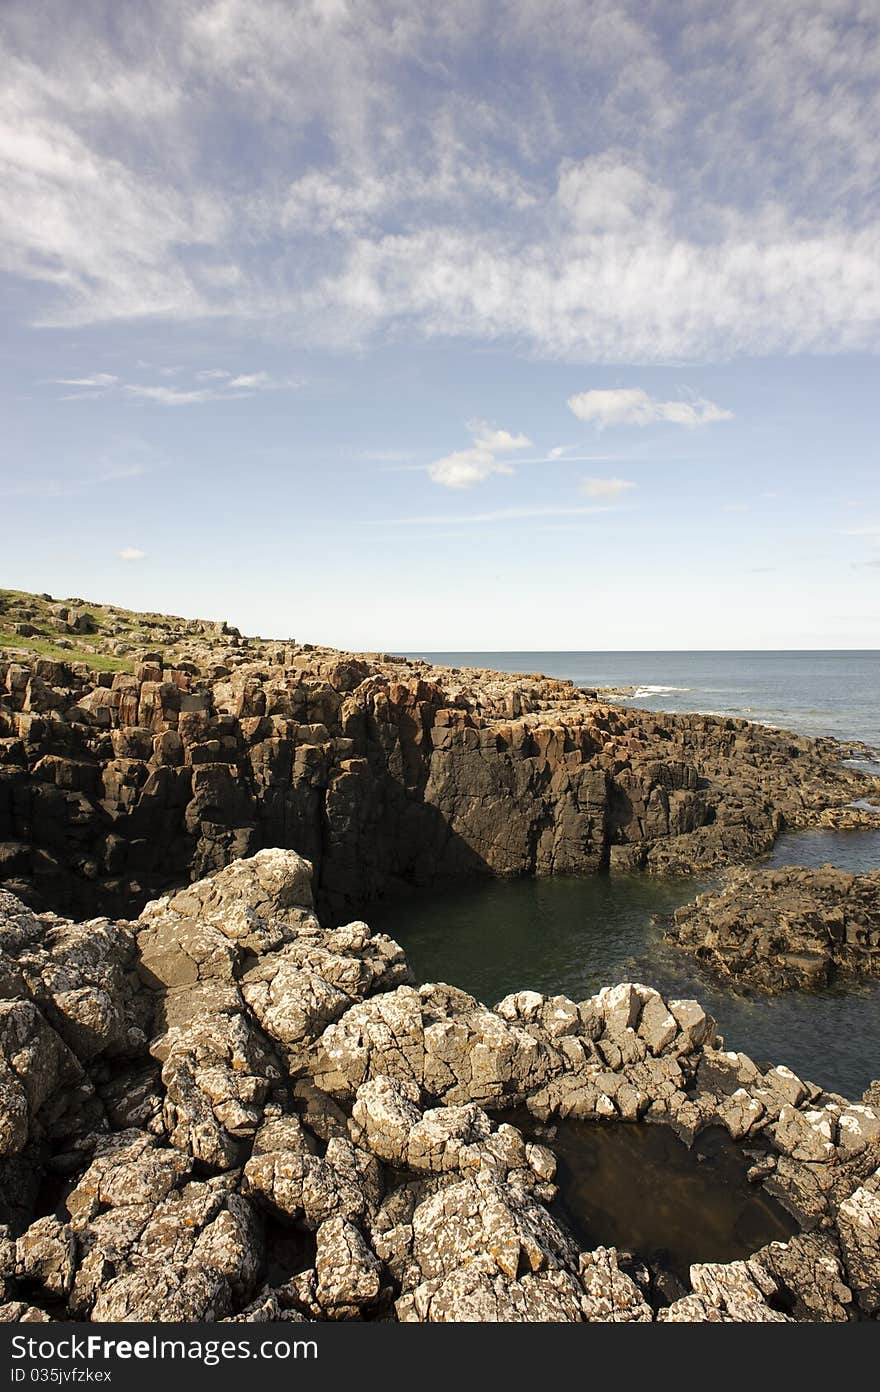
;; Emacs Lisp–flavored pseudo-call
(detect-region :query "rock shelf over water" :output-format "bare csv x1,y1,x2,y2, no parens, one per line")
668,866,880,992
1,849,879,1324
1,587,878,920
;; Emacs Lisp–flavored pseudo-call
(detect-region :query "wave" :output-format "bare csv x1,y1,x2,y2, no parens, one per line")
630,685,691,698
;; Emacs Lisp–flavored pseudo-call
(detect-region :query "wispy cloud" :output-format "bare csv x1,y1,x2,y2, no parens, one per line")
428,420,531,489
117,546,146,561
0,459,147,498
50,373,119,388
580,477,636,498
363,504,623,527
2,4,879,360
49,368,298,406
381,451,625,475
568,388,733,429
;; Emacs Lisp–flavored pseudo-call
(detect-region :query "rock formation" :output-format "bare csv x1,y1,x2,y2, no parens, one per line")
1,850,879,1324
2,589,877,922
667,866,880,991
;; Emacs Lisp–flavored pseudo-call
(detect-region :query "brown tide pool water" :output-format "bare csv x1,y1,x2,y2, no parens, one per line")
525,1117,798,1283
369,827,880,1098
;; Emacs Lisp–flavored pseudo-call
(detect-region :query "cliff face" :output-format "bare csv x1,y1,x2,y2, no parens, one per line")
1,625,876,919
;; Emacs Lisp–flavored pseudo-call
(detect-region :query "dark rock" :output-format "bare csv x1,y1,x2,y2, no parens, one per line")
668,865,880,991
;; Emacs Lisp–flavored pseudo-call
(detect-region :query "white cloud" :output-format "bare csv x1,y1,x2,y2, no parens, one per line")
117,546,146,561
49,368,295,406
580,477,636,497
428,447,510,489
303,217,880,362
1,3,880,360
428,420,531,489
225,372,271,389
51,373,119,387
366,503,622,526
556,155,670,233
469,422,531,454
94,462,147,484
122,385,221,406
568,388,733,428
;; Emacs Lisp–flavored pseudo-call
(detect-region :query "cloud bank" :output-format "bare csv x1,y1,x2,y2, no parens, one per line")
0,1,878,361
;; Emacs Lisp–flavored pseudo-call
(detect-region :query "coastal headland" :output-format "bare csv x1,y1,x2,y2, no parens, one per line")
1,588,877,921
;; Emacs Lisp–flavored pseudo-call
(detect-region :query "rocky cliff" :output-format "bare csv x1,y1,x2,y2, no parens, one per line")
1,850,879,1324
2,589,876,921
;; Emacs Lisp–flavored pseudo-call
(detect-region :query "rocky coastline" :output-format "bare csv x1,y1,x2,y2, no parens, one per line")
2,589,877,924
2,848,879,1325
2,589,880,1325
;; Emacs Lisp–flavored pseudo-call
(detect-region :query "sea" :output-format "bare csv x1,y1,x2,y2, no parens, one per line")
371,649,880,1096
405,649,880,749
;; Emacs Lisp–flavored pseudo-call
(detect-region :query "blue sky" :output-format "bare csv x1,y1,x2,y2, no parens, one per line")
1,0,878,650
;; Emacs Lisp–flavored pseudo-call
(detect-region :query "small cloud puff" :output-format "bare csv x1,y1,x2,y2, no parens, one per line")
429,420,531,489
568,387,733,429
580,477,635,498
117,546,146,561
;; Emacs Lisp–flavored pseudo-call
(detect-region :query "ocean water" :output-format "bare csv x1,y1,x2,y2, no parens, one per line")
371,850,880,1098
371,651,880,1098
407,649,880,749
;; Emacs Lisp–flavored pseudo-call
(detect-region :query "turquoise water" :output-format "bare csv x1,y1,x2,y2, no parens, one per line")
407,649,880,748
371,828,880,1099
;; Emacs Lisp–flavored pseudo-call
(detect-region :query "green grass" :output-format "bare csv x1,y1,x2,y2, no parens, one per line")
0,588,138,672
0,587,245,674
0,629,132,673
0,587,135,629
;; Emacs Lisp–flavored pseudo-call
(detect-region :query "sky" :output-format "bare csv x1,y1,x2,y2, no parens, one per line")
1,0,878,652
